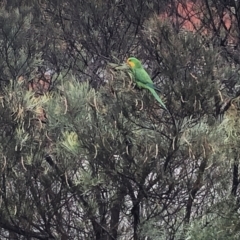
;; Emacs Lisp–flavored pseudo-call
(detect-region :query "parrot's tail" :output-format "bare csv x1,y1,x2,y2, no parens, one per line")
148,87,168,111
146,83,161,92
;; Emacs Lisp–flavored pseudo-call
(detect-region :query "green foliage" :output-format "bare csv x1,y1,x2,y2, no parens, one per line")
0,6,43,83
187,199,240,240
1,1,240,239
142,17,220,117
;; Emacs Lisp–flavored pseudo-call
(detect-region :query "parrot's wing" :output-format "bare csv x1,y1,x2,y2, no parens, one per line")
134,68,153,85
135,69,162,92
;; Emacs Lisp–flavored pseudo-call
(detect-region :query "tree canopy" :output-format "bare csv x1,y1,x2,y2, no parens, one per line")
0,0,240,239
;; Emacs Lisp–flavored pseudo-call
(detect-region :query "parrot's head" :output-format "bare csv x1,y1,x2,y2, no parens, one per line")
127,57,143,69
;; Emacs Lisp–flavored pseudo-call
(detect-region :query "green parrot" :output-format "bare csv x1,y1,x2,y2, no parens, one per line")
127,57,167,110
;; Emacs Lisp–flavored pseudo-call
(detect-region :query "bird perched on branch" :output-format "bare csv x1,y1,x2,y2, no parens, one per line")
127,57,167,110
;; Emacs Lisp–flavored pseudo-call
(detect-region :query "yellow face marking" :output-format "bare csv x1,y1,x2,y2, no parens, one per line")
127,59,135,68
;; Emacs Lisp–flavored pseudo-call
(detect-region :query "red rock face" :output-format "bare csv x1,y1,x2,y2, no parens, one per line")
28,73,51,95
159,0,238,45
18,71,51,95
18,71,51,123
